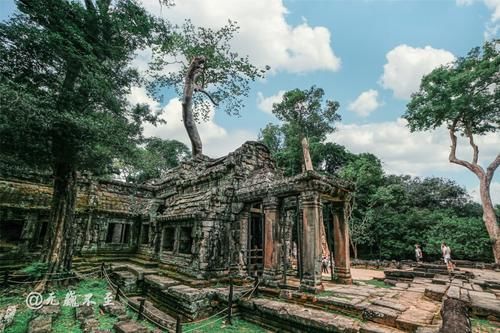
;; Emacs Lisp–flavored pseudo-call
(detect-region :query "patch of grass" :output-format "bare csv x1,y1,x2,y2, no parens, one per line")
4,306,32,333
471,318,500,332
20,262,48,279
183,316,267,333
363,279,391,289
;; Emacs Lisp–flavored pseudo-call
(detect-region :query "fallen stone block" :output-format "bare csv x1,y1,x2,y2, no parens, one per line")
28,315,52,333
424,284,447,301
360,321,406,333
446,286,460,300
75,305,94,321
113,320,149,333
362,304,400,327
100,302,127,317
371,298,409,312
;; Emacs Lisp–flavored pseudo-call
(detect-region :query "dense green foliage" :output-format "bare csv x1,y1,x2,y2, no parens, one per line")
114,137,190,182
405,40,499,136
149,19,268,122
259,90,493,262
340,155,492,261
0,0,159,174
403,40,500,262
259,86,345,176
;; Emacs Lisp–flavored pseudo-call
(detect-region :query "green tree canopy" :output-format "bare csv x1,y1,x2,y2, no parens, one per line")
0,0,159,285
404,40,500,263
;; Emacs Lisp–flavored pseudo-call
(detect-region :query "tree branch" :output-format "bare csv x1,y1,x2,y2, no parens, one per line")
465,125,479,165
486,153,500,186
449,123,484,178
194,86,219,106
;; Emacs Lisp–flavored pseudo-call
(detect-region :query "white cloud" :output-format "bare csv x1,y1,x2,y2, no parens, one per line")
139,0,341,74
329,119,500,177
348,89,381,117
127,87,256,157
456,0,500,39
469,182,500,205
380,45,455,99
257,90,285,114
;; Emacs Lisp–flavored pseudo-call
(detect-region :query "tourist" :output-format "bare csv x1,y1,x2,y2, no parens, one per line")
415,244,423,263
441,242,454,272
321,256,329,274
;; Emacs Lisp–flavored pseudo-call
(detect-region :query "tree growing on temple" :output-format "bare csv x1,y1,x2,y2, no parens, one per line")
260,86,342,175
0,0,158,289
404,40,500,262
149,20,268,156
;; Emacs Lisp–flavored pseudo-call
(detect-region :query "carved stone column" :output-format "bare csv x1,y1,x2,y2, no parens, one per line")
332,202,352,284
299,191,323,293
263,196,280,285
238,210,249,277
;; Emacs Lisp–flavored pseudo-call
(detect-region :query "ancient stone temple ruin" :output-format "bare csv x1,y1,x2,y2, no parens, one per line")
0,141,353,291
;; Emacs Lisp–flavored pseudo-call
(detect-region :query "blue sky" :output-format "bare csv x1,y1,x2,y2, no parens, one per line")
1,0,499,203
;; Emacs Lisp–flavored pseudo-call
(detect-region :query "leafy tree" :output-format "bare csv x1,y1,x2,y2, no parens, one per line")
0,0,157,288
149,20,268,156
115,137,190,182
425,216,493,261
340,153,385,259
270,86,341,173
404,40,500,262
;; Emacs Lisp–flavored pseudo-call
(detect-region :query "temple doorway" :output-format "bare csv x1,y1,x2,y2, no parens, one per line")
247,203,264,276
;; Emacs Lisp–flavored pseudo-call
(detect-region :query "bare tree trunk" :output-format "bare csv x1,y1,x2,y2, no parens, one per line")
480,176,500,263
301,136,313,171
449,127,500,263
182,56,205,156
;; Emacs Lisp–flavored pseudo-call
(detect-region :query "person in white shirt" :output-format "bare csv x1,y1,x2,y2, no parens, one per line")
441,242,454,272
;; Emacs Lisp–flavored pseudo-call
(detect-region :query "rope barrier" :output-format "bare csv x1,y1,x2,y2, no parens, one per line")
100,265,260,333
183,314,229,333
101,266,175,332
183,307,227,325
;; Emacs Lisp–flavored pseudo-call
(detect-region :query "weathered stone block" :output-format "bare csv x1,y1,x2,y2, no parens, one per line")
113,320,149,333
28,315,52,333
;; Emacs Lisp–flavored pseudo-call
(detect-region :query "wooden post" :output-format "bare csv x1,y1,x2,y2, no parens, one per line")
227,280,233,325
115,285,121,301
176,315,182,333
137,298,145,320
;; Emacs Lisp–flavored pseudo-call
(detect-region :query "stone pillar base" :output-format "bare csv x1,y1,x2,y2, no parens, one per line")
334,267,352,284
299,279,324,294
262,269,281,287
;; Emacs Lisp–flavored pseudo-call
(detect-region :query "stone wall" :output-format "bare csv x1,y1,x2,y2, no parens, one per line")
0,172,155,264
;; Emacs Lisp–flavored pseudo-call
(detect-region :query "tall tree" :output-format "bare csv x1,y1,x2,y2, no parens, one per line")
404,40,500,262
149,20,267,156
0,0,157,288
270,86,341,173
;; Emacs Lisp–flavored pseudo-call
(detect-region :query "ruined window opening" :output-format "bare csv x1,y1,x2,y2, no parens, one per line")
163,227,175,251
157,205,166,215
105,223,130,244
178,226,193,254
141,224,150,245
0,220,24,246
